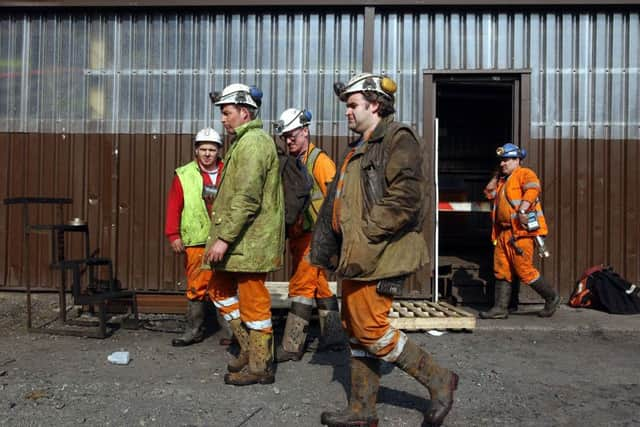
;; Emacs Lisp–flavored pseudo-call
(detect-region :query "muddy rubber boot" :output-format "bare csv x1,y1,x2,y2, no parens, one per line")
171,300,206,347
395,338,458,427
215,308,237,346
226,318,250,373
224,330,275,386
530,276,561,318
276,301,312,363
320,356,380,427
479,280,512,319
317,296,347,352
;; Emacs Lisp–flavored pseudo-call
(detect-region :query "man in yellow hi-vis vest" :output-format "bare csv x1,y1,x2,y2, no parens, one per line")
165,128,229,347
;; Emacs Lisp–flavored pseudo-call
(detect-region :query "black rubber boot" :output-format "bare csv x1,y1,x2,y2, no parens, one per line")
395,338,458,426
317,296,347,352
171,300,206,347
275,301,313,363
530,276,561,317
479,280,512,319
320,357,380,427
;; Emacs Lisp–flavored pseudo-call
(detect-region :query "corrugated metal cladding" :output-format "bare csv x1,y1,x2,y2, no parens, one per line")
373,10,640,294
0,11,363,135
373,11,639,139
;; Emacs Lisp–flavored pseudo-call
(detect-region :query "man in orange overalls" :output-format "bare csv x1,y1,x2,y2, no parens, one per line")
273,108,345,362
480,143,561,319
311,73,458,427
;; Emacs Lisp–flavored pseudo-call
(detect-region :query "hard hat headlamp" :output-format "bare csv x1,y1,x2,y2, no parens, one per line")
333,73,397,102
274,108,312,135
496,143,526,159
210,84,263,109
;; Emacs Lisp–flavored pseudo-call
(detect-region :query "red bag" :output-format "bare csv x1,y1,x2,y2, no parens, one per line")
569,265,605,308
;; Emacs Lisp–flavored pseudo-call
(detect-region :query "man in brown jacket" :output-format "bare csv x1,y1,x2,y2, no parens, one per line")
311,73,458,427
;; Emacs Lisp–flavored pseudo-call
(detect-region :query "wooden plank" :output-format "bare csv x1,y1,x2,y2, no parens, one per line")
391,315,476,330
423,301,461,317
415,302,447,317
393,303,414,318
398,301,430,318
438,301,476,317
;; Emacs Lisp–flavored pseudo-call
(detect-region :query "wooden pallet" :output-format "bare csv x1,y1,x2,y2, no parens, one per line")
389,300,476,331
267,282,476,331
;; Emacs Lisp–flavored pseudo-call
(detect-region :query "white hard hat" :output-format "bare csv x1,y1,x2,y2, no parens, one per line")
194,127,222,147
333,73,397,102
210,83,263,109
274,108,312,135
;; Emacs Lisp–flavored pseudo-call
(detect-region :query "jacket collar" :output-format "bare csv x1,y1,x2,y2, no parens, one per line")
368,115,394,144
234,118,263,140
353,115,394,155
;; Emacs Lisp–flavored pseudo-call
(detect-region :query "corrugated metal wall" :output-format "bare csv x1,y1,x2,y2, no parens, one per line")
373,11,639,139
0,11,364,135
1,8,639,297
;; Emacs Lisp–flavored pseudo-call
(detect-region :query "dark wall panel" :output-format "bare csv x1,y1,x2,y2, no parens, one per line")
1,133,113,290
529,137,640,298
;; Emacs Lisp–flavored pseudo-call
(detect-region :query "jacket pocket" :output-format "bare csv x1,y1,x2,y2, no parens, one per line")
361,159,385,213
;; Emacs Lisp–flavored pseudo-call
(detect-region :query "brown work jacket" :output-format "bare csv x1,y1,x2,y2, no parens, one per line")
311,116,429,280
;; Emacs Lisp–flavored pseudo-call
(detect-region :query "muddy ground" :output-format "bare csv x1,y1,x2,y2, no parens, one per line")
0,292,639,427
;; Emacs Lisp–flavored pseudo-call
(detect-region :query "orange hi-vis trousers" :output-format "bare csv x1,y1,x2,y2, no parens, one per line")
493,229,540,285
288,232,335,303
184,246,214,301
208,270,272,333
341,279,407,362
185,247,240,320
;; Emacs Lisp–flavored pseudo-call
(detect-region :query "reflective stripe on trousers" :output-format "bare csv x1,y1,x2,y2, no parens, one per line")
341,279,405,361
209,270,272,333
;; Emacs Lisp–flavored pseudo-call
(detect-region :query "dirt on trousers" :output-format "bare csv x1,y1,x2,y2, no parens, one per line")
0,292,639,427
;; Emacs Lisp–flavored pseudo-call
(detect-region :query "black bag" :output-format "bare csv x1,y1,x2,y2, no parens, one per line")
570,265,640,314
276,143,313,227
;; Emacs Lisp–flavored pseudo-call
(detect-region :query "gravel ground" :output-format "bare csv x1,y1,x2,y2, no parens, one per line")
1,292,639,427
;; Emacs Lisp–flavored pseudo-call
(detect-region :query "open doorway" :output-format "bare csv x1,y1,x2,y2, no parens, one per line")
433,76,520,305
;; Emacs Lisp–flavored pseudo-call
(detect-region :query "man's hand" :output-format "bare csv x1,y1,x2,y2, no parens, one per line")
483,176,498,199
204,239,229,264
517,202,532,226
518,211,529,226
170,238,185,253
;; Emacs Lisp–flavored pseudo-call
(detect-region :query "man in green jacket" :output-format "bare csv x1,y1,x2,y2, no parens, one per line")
311,73,458,427
204,83,285,386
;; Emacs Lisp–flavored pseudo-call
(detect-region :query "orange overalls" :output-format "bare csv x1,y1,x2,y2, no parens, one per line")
287,143,337,305
488,166,548,285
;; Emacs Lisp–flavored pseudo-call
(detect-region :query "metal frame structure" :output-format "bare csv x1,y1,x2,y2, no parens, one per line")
3,197,139,338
